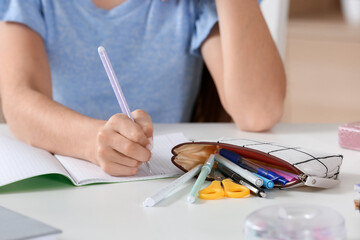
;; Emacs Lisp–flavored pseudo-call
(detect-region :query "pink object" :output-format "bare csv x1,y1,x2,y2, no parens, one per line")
338,121,360,151
266,167,298,182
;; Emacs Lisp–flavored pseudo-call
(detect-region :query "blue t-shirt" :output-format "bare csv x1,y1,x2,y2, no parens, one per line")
0,0,260,122
0,0,218,123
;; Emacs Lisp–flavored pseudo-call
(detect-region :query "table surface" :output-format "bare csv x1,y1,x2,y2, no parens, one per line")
0,123,359,240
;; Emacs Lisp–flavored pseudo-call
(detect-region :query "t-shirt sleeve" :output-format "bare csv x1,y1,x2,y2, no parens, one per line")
0,0,46,40
190,0,263,58
190,0,218,58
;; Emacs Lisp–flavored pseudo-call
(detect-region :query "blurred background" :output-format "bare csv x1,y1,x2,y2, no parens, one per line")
0,0,359,124
282,0,360,123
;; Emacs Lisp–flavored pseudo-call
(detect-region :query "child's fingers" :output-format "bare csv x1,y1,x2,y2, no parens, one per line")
94,112,153,176
132,109,153,139
97,127,151,163
97,144,144,167
110,134,151,163
107,113,149,147
99,160,139,176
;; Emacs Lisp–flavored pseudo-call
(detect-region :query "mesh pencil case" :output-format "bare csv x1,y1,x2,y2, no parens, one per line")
171,138,343,189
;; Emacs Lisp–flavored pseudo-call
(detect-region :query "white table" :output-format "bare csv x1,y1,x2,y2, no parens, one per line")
0,123,359,239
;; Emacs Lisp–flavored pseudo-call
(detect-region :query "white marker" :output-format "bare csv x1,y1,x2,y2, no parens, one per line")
143,164,203,207
215,154,263,187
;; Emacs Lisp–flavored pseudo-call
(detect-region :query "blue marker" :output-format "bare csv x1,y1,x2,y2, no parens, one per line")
219,148,288,185
254,173,274,189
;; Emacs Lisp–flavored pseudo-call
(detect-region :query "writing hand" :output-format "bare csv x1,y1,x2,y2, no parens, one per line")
94,109,153,176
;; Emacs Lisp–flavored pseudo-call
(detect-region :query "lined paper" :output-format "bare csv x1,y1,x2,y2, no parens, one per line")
0,136,71,187
55,133,187,185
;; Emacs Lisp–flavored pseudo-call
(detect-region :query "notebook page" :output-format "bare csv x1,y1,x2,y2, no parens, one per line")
55,133,187,185
0,135,71,187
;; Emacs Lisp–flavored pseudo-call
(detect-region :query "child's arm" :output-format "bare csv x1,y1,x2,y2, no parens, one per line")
0,22,153,176
201,0,286,132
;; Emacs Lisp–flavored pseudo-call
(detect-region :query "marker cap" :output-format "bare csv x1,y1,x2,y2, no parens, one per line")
219,148,243,164
253,173,274,189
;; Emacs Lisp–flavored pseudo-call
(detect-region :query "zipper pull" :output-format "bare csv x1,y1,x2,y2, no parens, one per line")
303,176,340,188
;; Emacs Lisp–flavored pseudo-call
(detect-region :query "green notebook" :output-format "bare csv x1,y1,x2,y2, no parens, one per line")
0,133,186,187
0,206,61,240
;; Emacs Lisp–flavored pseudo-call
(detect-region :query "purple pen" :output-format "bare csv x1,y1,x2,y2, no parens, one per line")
98,46,152,173
98,46,134,121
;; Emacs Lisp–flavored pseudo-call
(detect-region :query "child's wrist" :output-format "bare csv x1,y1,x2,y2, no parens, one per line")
85,119,106,164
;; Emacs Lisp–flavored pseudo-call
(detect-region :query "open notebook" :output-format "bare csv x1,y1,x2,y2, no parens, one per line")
0,133,187,187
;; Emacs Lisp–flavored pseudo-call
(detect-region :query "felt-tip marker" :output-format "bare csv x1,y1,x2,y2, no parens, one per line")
219,148,288,185
188,154,215,204
254,173,274,189
215,154,263,187
143,164,203,207
218,164,266,198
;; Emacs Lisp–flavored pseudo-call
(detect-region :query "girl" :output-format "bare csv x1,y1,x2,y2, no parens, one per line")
0,0,286,176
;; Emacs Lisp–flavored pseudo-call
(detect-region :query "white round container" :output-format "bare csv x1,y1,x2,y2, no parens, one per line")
244,204,346,240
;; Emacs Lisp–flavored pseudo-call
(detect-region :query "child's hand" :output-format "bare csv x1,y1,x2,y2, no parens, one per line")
94,109,153,176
